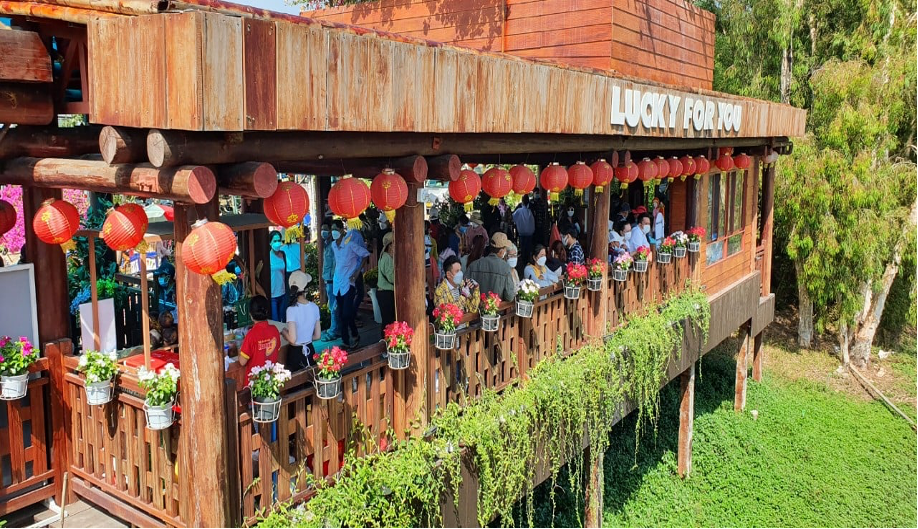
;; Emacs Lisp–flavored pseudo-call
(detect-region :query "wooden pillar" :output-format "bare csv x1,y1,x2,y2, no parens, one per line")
173,200,232,527
734,324,750,412
752,331,764,382
46,339,73,504
584,445,603,527
587,186,611,338
243,199,271,298
394,181,429,436
761,164,775,295
22,187,69,343
678,363,695,478
317,177,332,304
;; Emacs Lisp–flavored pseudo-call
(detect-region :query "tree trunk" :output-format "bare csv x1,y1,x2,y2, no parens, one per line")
780,43,793,104
795,261,814,347
838,320,850,366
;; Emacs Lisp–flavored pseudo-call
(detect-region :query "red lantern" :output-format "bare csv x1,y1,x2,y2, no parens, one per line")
370,169,408,223
509,164,536,195
540,163,568,201
614,161,638,189
181,219,237,281
567,161,593,198
33,198,79,251
0,200,16,238
694,155,710,180
715,152,735,173
329,177,371,229
733,152,751,171
637,158,658,184
482,166,512,205
719,147,734,158
679,155,695,181
449,169,481,211
265,181,310,229
667,156,683,183
102,204,148,252
653,157,669,184
590,159,614,194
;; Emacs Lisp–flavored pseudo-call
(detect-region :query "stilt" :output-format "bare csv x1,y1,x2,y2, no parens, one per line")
734,324,750,412
678,363,695,478
752,331,764,382
583,445,603,527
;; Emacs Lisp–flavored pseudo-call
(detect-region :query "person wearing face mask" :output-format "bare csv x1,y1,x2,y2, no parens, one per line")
529,189,550,246
562,227,585,265
466,232,518,302
222,260,244,306
448,215,465,255
505,242,520,285
153,260,177,320
434,255,480,314
331,220,370,351
461,211,489,255
558,205,583,240
269,231,289,322
546,241,567,277
319,222,340,341
610,220,631,262
628,213,652,253
376,232,396,338
651,196,665,243
375,215,392,255
524,244,559,288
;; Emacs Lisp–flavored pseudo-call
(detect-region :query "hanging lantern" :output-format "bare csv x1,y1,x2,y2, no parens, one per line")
637,158,658,184
0,200,17,238
567,161,593,199
181,219,238,284
715,152,735,174
32,198,80,252
102,204,148,252
329,177,371,230
733,152,751,171
653,157,669,184
540,163,568,201
509,164,536,195
719,147,734,158
664,156,681,183
694,155,710,180
370,169,409,223
590,159,614,194
481,166,512,205
614,161,638,190
679,155,695,182
265,181,310,229
449,169,481,212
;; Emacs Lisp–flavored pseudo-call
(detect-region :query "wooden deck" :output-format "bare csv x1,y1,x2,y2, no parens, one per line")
2,499,129,528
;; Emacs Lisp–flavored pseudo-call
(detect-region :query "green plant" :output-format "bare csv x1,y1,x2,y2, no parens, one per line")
364,268,379,289
248,361,292,401
0,336,39,376
137,363,179,407
76,349,119,383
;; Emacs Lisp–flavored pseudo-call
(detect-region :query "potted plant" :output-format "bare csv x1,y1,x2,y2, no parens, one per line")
384,321,414,370
138,363,180,430
612,252,632,282
479,291,502,332
587,258,606,291
0,336,38,400
313,346,348,400
76,349,119,406
686,227,706,253
672,232,688,258
633,246,651,273
248,361,292,423
563,262,587,299
657,237,675,264
432,303,463,350
516,279,539,318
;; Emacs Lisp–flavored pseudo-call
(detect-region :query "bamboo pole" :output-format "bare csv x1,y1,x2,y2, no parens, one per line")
139,253,151,369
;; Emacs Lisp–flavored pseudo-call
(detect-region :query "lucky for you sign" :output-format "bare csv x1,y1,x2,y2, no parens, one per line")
610,85,743,134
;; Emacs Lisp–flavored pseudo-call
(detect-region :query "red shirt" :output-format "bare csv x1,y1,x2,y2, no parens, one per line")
240,321,280,384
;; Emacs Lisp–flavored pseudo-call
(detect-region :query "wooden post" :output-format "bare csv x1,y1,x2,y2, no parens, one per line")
583,445,603,527
216,161,279,199
735,324,750,412
22,187,69,344
173,200,232,527
678,363,695,478
99,126,147,164
761,163,775,295
316,177,328,304
46,339,73,504
0,125,101,159
87,237,101,350
752,331,764,382
242,199,271,298
426,154,461,181
587,186,611,338
139,255,151,369
394,181,429,436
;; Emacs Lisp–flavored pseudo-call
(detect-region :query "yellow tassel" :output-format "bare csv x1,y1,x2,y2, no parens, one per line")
595,185,604,194
621,183,629,190
464,202,474,212
384,210,396,223
550,192,559,202
284,225,304,244
61,240,75,253
680,175,688,182
574,189,584,198
212,270,236,286
136,241,150,253
488,197,499,206
694,174,702,180
347,217,363,231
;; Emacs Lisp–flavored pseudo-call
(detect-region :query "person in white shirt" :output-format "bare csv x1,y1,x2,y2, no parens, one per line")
652,197,665,243
512,195,536,268
281,271,322,372
628,214,652,253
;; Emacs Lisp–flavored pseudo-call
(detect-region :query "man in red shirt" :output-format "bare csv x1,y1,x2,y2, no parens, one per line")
238,295,280,384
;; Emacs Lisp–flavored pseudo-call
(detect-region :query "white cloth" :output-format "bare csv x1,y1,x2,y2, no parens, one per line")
654,212,665,241
512,206,536,236
285,301,321,346
627,227,650,253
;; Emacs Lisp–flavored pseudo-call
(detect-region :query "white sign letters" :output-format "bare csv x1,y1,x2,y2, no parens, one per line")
611,85,743,134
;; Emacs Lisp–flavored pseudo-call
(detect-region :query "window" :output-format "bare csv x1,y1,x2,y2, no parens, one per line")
705,170,746,265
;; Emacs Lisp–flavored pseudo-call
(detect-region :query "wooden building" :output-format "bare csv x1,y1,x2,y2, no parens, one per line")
0,0,803,526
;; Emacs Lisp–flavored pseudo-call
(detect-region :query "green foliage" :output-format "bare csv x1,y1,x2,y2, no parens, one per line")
137,364,179,407
76,350,119,384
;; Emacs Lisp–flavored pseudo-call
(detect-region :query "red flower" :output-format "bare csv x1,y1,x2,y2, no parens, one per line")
480,291,502,316
587,258,606,278
634,246,652,261
314,346,348,378
434,303,464,332
384,321,414,352
565,262,588,285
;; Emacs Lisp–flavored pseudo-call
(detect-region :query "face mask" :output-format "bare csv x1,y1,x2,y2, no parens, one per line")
459,226,468,234
537,256,547,267
452,271,464,286
507,257,518,267
332,230,342,240
271,241,282,251
158,277,168,287
321,230,329,239
234,267,242,275
642,225,651,234
567,210,575,217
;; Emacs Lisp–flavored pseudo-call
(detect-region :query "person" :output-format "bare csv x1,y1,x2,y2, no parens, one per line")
222,260,244,306
153,260,177,319
506,242,520,285
158,311,178,347
434,255,480,313
615,203,632,227
628,213,652,253
610,220,631,262
376,215,392,255
377,232,396,338
467,232,518,302
448,216,464,255
558,205,583,239
428,209,447,253
562,227,585,265
524,244,559,288
461,211,488,254
512,194,536,270
331,223,370,350
238,295,280,384
269,231,288,322
320,222,340,341
461,234,487,271
530,189,550,246
282,271,321,372
651,196,665,243
546,240,567,277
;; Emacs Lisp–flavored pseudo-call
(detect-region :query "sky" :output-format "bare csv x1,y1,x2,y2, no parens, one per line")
235,0,302,15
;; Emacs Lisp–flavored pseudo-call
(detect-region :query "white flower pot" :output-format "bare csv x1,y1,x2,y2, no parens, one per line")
434,330,457,350
516,300,534,318
633,260,649,273
613,269,628,282
252,396,282,423
84,379,114,406
387,349,411,370
0,374,28,400
315,375,342,400
481,314,500,332
587,277,603,291
674,246,687,259
657,252,672,264
688,241,701,253
564,284,581,300
144,401,175,430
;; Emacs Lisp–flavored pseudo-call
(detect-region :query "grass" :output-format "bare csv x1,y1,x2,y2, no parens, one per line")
522,338,918,528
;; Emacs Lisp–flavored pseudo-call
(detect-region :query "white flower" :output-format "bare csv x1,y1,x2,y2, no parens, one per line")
108,351,118,362
78,355,88,368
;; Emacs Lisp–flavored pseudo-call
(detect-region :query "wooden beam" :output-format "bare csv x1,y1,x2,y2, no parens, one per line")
426,154,461,181
752,331,764,382
0,82,53,125
216,161,278,198
0,125,101,160
389,155,427,184
734,324,750,412
30,0,159,15
276,155,427,182
678,363,695,478
0,29,51,83
174,200,232,527
0,1,120,23
761,163,775,296
583,445,603,527
586,187,610,338
0,157,217,204
99,126,148,164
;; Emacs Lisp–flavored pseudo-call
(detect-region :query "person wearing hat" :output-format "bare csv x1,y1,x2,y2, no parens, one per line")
238,295,280,384
461,211,489,255
281,271,321,372
376,232,396,338
467,232,518,302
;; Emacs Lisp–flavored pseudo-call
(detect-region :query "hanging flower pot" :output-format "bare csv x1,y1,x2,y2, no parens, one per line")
612,268,628,282
315,374,342,400
657,251,672,264
313,347,347,400
0,336,39,400
516,279,539,318
479,292,501,332
434,330,457,351
563,284,581,300
564,262,587,299
433,303,463,350
252,396,282,423
480,314,499,332
384,321,414,370
674,246,687,259
388,349,411,370
249,361,291,422
586,258,605,291
77,350,119,406
144,401,175,430
633,246,651,273
688,241,701,253
1,374,28,400
612,252,632,282
138,363,179,430
85,379,114,406
515,300,534,318
686,227,706,252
